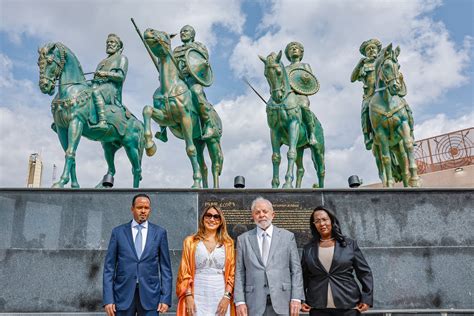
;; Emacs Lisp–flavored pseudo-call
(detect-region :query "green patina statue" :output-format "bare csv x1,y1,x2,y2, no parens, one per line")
38,37,145,188
259,48,325,188
140,26,223,188
90,34,128,131
352,39,419,187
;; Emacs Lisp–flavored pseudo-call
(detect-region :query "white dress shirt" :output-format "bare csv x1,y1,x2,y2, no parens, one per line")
131,219,148,254
256,224,274,257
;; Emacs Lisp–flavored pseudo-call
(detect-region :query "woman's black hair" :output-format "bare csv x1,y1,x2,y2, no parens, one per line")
310,206,347,247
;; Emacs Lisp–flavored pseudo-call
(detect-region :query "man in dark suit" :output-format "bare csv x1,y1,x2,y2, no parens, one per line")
103,193,172,316
234,197,304,316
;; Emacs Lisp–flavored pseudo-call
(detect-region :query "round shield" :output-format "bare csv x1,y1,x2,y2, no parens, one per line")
288,68,319,95
185,48,213,87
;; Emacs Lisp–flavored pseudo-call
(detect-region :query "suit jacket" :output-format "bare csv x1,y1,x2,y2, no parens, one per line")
301,238,373,309
103,221,172,311
234,226,304,315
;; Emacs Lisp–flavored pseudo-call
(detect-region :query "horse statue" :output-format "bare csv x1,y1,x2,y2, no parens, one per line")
369,43,420,187
259,51,325,188
38,43,145,188
141,28,223,188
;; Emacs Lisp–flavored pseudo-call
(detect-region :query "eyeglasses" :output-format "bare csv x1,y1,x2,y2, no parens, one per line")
204,213,221,221
313,218,331,225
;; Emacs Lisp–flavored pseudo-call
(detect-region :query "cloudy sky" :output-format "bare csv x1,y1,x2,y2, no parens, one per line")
0,0,472,189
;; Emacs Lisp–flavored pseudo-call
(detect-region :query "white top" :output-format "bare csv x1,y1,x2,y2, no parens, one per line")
195,241,226,274
256,224,274,257
131,220,148,253
319,245,335,308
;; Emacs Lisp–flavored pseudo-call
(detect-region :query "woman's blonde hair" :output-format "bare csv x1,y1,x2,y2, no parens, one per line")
194,205,233,245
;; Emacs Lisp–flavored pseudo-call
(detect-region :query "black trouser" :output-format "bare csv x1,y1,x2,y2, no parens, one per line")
310,308,360,316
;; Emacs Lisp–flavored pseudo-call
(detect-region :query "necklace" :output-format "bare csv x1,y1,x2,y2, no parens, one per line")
320,237,335,241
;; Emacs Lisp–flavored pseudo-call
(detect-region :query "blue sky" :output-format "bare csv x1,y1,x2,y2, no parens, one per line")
0,0,472,188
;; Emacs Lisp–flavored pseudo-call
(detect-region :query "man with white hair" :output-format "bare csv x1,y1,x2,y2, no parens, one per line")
234,197,304,316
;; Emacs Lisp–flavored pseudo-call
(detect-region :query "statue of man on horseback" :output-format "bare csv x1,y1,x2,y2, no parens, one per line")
351,39,414,150
351,40,420,187
90,33,128,130
285,41,320,145
172,25,217,140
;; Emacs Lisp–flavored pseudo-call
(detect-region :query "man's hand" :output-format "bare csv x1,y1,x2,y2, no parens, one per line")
301,302,311,312
356,302,369,312
157,303,169,313
216,296,230,316
104,303,116,316
290,300,301,316
236,303,248,316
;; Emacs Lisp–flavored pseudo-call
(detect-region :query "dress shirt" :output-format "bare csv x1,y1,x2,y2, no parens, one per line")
131,219,148,254
256,224,274,257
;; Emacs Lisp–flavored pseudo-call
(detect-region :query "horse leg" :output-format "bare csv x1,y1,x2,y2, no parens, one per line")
401,121,420,187
70,161,79,188
270,129,282,188
283,120,299,188
195,140,208,188
54,119,83,188
372,144,386,185
181,113,202,188
295,147,304,188
52,127,70,188
124,142,143,188
310,143,325,188
95,142,121,188
394,141,409,187
378,132,394,187
206,139,224,188
142,105,158,156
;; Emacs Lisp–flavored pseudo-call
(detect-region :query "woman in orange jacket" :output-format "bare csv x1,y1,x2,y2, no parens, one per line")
176,205,236,316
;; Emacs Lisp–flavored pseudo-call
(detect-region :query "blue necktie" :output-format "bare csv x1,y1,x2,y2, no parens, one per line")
135,224,143,259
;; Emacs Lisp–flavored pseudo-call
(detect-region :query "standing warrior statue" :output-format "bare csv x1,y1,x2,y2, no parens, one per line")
172,25,216,139
285,41,319,145
90,33,128,130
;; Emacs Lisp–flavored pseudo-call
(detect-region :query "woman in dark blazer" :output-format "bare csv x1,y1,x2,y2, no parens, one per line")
301,206,373,316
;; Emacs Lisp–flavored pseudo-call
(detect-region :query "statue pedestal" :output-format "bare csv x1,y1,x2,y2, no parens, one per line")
0,188,472,313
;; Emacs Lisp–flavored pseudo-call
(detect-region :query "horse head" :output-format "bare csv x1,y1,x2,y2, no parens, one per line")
259,50,289,103
376,43,404,97
38,42,67,95
144,28,176,58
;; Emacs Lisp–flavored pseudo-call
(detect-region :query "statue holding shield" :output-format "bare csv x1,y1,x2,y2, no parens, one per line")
172,25,217,140
284,41,320,145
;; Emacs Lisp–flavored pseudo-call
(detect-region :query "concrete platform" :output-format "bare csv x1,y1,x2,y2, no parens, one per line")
0,188,472,313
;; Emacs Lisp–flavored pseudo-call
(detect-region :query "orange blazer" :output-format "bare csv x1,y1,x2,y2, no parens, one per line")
176,235,236,316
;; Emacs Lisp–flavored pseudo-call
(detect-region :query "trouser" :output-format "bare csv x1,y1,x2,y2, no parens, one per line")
263,295,287,316
116,286,158,316
310,308,360,316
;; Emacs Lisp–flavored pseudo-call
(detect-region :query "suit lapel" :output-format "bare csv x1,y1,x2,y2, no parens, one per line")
249,228,264,266
141,223,155,260
266,226,280,265
329,241,341,273
124,221,139,260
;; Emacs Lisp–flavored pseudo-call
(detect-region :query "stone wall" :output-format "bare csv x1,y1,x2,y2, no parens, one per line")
0,189,472,313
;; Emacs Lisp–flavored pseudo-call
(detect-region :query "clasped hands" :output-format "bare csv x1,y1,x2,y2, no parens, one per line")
185,295,230,316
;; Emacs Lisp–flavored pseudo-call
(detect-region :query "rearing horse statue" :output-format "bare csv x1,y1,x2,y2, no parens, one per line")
38,43,145,188
260,51,325,188
141,29,223,188
369,44,420,187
